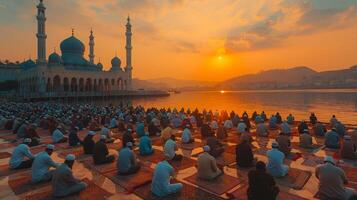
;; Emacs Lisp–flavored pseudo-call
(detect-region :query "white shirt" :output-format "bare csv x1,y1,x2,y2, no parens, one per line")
31,151,59,183
9,144,34,169
164,139,177,160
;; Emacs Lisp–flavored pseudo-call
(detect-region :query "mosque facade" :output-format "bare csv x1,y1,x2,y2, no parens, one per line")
18,0,133,98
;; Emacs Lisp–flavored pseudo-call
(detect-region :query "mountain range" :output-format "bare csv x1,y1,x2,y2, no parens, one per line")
133,66,357,90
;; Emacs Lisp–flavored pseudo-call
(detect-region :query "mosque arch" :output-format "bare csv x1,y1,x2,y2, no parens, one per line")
104,78,109,92
46,77,52,92
124,80,127,90
85,78,92,92
53,75,61,92
93,79,97,92
111,79,115,86
63,77,69,92
98,79,103,92
79,78,84,92
70,78,77,92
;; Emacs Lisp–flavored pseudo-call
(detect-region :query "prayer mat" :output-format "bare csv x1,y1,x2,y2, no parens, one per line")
37,129,50,137
301,155,324,167
227,183,309,200
225,145,237,154
103,166,154,192
107,142,122,151
291,142,323,153
178,141,204,150
57,148,87,160
0,151,12,159
323,147,340,153
226,135,240,143
254,148,268,156
216,153,236,167
184,173,244,195
39,136,53,145
24,178,113,200
136,149,165,163
286,152,302,161
8,172,48,195
54,142,71,149
340,165,357,182
0,163,31,177
0,134,17,141
0,129,12,134
0,143,15,149
169,157,197,170
152,138,163,146
134,180,225,200
81,157,117,174
30,144,46,154
275,168,311,190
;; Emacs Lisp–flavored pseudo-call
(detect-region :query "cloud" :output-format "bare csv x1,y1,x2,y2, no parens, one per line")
225,1,357,52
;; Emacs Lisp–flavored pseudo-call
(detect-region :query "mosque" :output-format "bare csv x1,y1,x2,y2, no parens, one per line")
17,0,133,98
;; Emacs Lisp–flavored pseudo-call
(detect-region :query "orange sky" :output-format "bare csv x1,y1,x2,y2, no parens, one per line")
0,0,357,81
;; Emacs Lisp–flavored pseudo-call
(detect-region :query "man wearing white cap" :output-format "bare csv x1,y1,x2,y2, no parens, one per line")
197,146,222,180
118,142,141,175
83,131,96,154
266,141,289,177
9,138,35,170
31,144,60,183
52,154,87,198
341,135,357,160
52,125,68,144
181,124,194,144
316,156,357,200
93,135,115,165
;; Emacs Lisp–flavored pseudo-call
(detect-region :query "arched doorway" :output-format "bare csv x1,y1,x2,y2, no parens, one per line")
71,78,77,92
53,75,61,92
63,77,69,92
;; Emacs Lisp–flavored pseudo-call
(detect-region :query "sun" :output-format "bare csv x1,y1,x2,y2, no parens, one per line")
218,56,223,60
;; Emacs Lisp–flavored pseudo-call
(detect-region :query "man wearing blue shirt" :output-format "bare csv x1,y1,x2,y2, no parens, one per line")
118,142,141,175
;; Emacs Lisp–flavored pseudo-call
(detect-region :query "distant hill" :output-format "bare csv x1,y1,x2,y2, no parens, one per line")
133,66,357,91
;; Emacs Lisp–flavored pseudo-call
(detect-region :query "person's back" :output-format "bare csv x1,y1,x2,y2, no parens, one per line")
341,136,357,160
206,136,224,157
269,116,277,129
31,150,58,183
248,163,279,200
197,151,221,180
9,143,34,169
52,163,84,197
118,147,134,173
325,130,340,149
217,126,228,140
237,122,246,133
335,122,346,137
267,144,288,177
164,139,177,160
181,128,192,143
280,121,290,135
300,133,313,148
68,130,81,147
236,141,254,167
52,129,65,143
122,131,134,147
151,160,183,197
17,123,27,139
139,135,153,156
93,140,109,164
276,134,291,156
298,122,308,134
316,162,348,200
256,123,268,137
314,123,326,137
83,135,95,154
136,123,145,137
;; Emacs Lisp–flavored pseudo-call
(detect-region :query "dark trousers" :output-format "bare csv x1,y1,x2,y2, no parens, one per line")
14,159,34,170
119,165,141,175
94,155,115,165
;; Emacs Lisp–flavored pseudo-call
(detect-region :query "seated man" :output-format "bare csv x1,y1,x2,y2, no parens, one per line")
118,142,141,175
325,128,341,149
210,120,219,130
275,112,282,124
17,121,28,139
267,141,289,177
93,135,115,165
68,126,82,147
148,122,161,136
101,124,115,143
109,117,117,129
240,130,253,144
200,123,214,138
310,113,318,125
217,122,228,140
269,115,278,129
314,122,327,137
316,156,357,200
139,132,154,156
164,135,183,161
247,161,279,200
300,129,314,149
276,132,291,156
26,124,40,147
52,126,68,144
298,121,308,134
255,115,263,124
286,114,295,125
280,121,291,135
237,120,247,134
341,135,357,160
52,154,87,198
31,144,59,183
256,121,269,137
351,126,357,151
236,139,255,168
335,122,346,137
136,122,145,138
9,138,35,170
181,124,194,144
161,126,173,144
224,119,233,130
330,115,338,127
206,135,225,158
151,159,183,197
197,146,223,180
83,131,96,154
122,129,135,147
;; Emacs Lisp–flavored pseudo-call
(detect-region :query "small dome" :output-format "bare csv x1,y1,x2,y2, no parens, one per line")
60,36,85,55
111,56,121,67
48,52,62,64
21,59,36,70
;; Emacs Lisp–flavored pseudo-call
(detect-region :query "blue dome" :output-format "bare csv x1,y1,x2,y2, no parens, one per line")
60,36,85,55
97,62,103,70
48,52,62,64
21,59,36,70
111,56,121,67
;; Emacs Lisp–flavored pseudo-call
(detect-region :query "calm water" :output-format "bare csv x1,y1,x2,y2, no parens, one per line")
129,89,357,125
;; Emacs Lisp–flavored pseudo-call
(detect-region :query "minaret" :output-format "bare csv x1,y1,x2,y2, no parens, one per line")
125,16,133,90
89,29,95,64
36,0,47,64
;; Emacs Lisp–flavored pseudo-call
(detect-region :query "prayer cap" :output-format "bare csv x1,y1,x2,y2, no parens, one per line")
127,129,132,133
88,131,96,136
100,135,107,140
303,129,309,133
126,142,133,147
23,138,32,143
272,140,279,148
65,154,76,161
46,144,55,150
324,156,335,164
203,145,210,152
332,127,337,131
